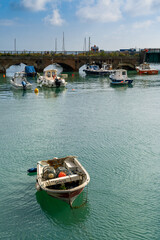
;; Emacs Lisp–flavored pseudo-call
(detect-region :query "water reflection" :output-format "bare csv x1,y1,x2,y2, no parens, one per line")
110,83,133,90
36,190,90,225
40,87,67,98
11,88,31,99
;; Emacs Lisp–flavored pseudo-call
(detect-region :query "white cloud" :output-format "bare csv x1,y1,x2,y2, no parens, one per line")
76,0,122,23
156,16,160,22
21,0,52,11
125,0,160,16
44,9,65,26
133,20,154,29
0,19,16,26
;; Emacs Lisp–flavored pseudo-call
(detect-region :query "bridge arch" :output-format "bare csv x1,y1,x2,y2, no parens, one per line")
117,62,135,70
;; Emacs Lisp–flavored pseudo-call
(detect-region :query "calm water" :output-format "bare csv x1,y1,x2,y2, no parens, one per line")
1,68,160,240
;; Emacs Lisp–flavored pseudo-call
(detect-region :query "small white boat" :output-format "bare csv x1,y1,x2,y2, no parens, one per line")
37,69,67,88
36,156,90,206
83,63,115,75
10,72,32,90
109,69,133,85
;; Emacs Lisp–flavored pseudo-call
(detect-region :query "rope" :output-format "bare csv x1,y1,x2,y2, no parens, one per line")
70,185,89,209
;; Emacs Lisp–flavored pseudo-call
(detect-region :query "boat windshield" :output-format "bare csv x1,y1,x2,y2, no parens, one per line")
90,65,99,70
15,72,26,78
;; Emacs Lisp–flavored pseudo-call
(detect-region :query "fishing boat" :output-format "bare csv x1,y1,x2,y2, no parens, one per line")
10,72,32,90
136,62,158,75
36,156,90,206
83,63,115,75
37,69,67,88
109,69,133,85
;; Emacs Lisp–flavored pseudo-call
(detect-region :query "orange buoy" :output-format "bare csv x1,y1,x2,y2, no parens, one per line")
3,74,5,78
34,88,39,93
58,172,66,178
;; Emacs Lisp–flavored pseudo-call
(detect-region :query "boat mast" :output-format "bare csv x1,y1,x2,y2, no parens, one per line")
55,38,57,52
62,32,65,53
83,37,86,52
88,37,91,52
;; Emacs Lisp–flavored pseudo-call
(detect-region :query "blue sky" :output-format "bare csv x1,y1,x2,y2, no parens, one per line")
0,0,160,51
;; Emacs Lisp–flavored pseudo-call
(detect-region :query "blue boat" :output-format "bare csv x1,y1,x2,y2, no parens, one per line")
25,66,36,77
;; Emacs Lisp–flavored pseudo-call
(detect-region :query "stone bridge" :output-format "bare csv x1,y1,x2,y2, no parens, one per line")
0,54,141,73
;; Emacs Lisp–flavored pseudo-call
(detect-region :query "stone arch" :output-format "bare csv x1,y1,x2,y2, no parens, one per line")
117,62,135,70
51,62,75,72
0,64,6,72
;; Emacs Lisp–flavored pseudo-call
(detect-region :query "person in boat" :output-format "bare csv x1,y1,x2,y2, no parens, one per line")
52,72,56,79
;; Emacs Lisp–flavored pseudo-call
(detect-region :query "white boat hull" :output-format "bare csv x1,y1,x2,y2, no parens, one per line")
10,80,32,89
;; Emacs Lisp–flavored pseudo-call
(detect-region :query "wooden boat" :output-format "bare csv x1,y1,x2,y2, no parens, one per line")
36,156,90,206
37,69,67,88
10,72,32,90
109,69,133,85
136,63,158,75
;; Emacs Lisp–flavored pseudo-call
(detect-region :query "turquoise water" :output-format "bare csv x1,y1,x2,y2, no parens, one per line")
1,70,160,240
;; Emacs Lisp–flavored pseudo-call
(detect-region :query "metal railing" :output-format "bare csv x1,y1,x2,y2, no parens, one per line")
0,50,90,55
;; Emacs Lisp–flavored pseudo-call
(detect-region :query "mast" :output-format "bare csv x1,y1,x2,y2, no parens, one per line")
14,38,16,52
62,32,65,52
89,37,91,52
83,37,86,52
55,38,57,52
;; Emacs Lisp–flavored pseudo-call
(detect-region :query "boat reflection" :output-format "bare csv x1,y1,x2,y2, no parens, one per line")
36,190,90,225
40,87,67,98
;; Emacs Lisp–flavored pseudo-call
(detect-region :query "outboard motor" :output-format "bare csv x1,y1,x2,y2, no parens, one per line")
22,80,26,90
55,78,61,88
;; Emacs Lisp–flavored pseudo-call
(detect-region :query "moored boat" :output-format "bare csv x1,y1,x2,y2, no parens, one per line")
109,69,133,85
10,72,32,90
37,69,67,88
83,63,115,75
36,156,90,206
136,62,158,75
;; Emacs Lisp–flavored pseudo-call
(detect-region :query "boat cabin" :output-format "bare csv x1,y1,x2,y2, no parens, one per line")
101,63,112,70
44,69,57,80
114,69,128,80
140,63,150,70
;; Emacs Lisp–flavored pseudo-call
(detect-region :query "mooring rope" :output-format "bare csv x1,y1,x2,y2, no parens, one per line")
70,185,89,209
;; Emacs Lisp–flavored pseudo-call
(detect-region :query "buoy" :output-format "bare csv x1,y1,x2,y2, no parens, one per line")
72,89,75,91
58,172,66,178
72,74,74,77
3,74,5,78
34,88,39,93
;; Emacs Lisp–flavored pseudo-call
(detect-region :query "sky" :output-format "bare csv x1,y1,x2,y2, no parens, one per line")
0,0,160,51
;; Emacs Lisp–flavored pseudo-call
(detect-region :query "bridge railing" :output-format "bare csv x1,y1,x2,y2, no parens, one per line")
0,50,140,56
0,50,91,55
